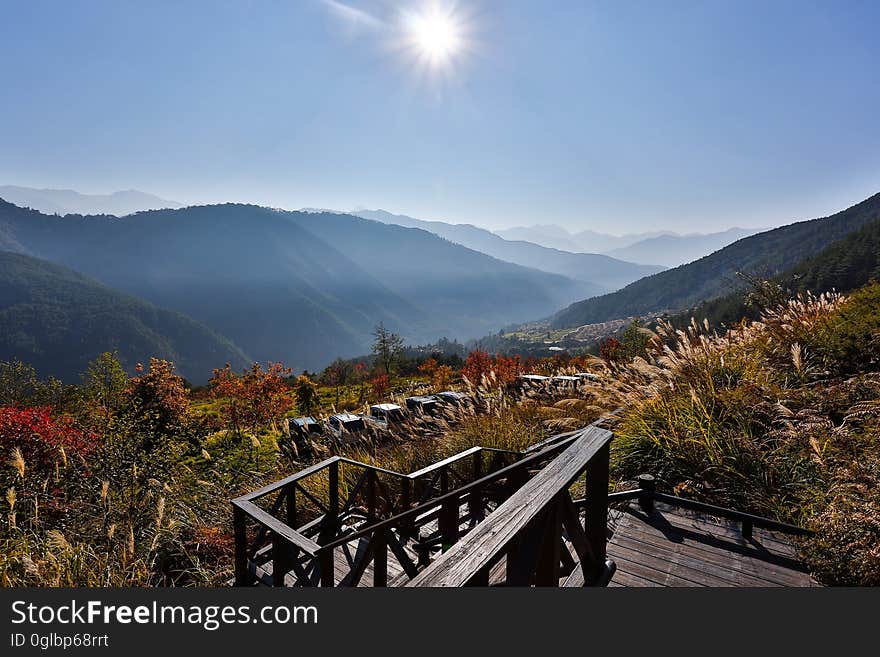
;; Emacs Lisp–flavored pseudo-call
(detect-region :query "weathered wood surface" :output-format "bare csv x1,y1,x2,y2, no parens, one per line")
406,426,614,587
606,503,819,587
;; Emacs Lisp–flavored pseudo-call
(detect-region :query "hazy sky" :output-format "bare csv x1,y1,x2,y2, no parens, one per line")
2,1,879,233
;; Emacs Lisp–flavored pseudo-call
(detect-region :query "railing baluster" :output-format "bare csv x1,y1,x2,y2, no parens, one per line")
366,469,377,521
319,548,334,587
535,495,564,586
583,442,610,585
272,533,290,587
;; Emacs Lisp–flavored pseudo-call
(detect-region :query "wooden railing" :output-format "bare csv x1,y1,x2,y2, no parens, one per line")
405,425,615,587
231,425,597,587
581,474,814,540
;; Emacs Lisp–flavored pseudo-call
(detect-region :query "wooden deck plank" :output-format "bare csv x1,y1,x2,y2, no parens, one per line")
606,504,816,587
612,521,812,586
608,537,779,587
640,504,800,558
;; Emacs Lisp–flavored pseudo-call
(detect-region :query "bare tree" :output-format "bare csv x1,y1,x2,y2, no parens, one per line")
372,322,404,376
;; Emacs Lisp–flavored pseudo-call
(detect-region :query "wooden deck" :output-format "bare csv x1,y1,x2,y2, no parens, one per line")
606,503,818,587
250,501,819,588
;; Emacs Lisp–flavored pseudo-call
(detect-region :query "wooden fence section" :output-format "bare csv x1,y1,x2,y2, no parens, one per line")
231,426,596,587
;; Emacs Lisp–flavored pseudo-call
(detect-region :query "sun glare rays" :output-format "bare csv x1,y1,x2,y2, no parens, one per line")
392,1,477,85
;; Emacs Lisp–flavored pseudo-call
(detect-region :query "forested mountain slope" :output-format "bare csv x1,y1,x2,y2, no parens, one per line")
0,251,249,382
550,192,880,328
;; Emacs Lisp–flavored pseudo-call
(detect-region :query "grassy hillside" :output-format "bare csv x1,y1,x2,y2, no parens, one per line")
550,192,880,328
0,251,250,382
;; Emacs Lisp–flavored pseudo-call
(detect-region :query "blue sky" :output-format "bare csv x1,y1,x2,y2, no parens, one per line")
1,0,878,233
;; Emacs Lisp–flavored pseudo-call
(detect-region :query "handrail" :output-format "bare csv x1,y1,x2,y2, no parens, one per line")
236,444,526,503
406,426,614,587
233,499,321,556
235,456,342,502
406,446,483,478
650,492,813,536
574,480,814,537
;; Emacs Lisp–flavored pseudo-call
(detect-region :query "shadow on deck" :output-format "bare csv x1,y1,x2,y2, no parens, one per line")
606,503,818,587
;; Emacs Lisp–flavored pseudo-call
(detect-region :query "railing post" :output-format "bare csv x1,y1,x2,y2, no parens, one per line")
366,469,377,521
535,496,564,586
271,534,290,587
742,519,753,539
584,442,610,585
319,548,334,587
637,474,656,515
232,503,248,586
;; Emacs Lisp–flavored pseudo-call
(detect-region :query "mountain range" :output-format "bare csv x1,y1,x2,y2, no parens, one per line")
494,225,672,253
550,192,880,329
495,223,763,267
0,185,182,217
603,227,762,267
0,199,606,380
353,209,662,292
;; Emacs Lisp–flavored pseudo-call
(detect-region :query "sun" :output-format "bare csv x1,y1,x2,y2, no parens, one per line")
409,10,460,61
401,4,467,70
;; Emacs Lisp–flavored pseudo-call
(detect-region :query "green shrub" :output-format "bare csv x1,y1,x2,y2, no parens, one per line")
812,282,880,375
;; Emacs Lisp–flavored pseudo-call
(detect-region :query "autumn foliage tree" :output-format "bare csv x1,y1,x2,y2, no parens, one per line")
126,359,190,436
598,337,623,364
210,362,293,435
462,350,494,385
462,350,523,388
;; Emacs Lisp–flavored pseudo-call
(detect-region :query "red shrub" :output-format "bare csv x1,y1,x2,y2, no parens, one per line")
0,406,96,468
370,374,390,398
462,350,494,384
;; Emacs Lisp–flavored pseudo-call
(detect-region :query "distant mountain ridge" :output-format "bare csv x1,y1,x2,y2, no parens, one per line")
496,223,763,266
604,227,763,267
550,192,880,329
494,224,671,253
0,199,594,372
0,250,250,382
0,185,182,216
353,209,662,292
